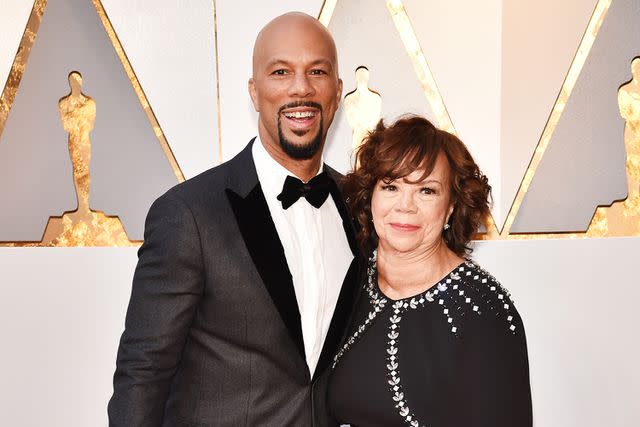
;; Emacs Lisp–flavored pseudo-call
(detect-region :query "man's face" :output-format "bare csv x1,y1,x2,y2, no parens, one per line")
249,21,342,160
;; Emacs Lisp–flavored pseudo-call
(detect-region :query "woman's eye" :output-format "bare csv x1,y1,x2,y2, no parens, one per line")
381,184,397,192
420,187,435,195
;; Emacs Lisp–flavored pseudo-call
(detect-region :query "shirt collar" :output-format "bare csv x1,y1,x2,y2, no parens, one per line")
252,135,324,201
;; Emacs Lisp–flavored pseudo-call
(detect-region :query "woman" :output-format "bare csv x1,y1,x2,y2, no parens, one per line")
328,116,532,427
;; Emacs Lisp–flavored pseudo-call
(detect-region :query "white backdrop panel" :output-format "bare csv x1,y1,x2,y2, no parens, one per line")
101,0,218,178
0,1,33,95
0,248,136,427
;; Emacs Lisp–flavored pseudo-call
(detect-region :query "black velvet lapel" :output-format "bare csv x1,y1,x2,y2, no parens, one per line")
225,141,306,363
224,147,361,379
313,168,362,380
326,168,359,257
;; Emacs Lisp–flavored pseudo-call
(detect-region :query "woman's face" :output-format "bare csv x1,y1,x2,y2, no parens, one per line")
371,152,454,255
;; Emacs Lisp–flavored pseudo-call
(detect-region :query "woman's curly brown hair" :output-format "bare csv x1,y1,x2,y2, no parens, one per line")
342,115,491,256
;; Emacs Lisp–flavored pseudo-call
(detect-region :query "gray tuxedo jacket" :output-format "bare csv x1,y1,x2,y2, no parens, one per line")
108,140,359,426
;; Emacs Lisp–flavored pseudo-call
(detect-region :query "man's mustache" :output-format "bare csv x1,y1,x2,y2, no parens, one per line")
278,101,323,114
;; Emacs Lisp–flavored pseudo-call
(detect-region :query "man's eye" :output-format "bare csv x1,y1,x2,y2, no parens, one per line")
271,69,288,75
310,69,327,75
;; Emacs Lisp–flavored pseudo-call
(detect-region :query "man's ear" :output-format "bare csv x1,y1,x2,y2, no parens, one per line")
248,78,259,112
335,78,343,106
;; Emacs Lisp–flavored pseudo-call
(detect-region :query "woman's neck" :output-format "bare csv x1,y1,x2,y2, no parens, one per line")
376,241,463,300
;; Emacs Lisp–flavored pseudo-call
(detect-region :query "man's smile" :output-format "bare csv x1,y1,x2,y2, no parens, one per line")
280,106,321,134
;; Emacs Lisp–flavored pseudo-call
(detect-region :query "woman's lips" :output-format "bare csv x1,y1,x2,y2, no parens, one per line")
389,222,420,232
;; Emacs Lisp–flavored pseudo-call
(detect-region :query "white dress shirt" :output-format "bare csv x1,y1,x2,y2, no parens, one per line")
252,137,353,375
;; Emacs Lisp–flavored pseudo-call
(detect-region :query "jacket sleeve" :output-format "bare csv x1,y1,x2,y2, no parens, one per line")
108,191,205,426
454,306,533,427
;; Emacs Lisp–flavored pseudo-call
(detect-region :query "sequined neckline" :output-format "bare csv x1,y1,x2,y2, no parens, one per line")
371,252,467,303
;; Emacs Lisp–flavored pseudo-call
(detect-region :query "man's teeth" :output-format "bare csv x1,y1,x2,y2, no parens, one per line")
284,111,316,119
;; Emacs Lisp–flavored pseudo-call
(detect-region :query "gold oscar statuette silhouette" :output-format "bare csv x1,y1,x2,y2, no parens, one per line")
344,66,382,151
40,71,132,246
588,57,640,236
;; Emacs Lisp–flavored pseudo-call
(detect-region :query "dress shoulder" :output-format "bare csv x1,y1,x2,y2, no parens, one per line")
446,262,533,426
444,260,524,338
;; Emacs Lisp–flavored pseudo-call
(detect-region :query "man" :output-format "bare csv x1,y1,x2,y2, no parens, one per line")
108,12,358,426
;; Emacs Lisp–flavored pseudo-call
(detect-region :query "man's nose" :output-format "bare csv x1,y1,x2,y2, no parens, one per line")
288,73,314,98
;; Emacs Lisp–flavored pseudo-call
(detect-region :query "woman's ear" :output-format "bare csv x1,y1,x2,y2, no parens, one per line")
446,203,455,224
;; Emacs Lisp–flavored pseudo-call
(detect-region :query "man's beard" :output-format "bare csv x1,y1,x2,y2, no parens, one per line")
277,102,324,160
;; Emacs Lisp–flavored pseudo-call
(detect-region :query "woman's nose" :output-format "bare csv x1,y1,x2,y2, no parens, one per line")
395,190,416,212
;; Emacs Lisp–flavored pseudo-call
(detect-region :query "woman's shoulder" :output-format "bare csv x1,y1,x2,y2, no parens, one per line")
445,260,524,337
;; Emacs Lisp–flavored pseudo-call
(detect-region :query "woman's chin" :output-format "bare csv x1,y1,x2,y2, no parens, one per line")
381,239,421,255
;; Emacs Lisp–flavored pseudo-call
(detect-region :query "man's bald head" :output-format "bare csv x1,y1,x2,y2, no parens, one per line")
252,12,339,78
248,12,342,172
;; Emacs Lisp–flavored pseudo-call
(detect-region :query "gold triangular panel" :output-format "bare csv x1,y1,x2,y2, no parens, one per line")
0,0,184,245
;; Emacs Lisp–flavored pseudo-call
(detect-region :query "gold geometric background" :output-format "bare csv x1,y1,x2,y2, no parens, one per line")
322,0,639,240
0,0,637,246
0,0,184,247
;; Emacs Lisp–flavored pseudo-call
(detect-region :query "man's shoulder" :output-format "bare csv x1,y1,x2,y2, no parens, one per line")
162,161,229,204
158,141,255,207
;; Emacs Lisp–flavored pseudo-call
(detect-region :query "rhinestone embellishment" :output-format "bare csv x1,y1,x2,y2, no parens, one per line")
383,267,460,427
332,253,519,427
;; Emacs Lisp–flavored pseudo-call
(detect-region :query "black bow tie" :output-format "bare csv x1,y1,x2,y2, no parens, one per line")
277,172,332,210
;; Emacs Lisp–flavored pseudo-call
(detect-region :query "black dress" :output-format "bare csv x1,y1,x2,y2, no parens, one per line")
328,252,532,427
